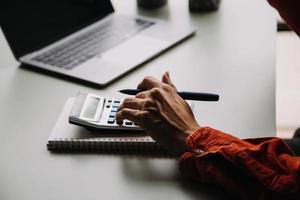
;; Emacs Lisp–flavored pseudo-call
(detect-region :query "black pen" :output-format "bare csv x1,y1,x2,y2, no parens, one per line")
119,89,219,101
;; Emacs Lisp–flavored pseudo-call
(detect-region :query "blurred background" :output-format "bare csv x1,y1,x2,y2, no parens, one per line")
276,15,300,138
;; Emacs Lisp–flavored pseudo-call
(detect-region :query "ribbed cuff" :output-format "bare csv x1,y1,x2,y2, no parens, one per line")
182,126,232,158
183,127,210,156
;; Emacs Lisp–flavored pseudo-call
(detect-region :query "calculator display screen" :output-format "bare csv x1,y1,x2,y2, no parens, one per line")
82,97,100,119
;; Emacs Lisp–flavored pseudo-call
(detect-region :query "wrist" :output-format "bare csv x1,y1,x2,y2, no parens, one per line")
186,124,201,136
174,125,201,157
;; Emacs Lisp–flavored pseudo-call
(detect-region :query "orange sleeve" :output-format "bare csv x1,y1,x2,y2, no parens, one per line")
179,127,300,199
267,0,300,36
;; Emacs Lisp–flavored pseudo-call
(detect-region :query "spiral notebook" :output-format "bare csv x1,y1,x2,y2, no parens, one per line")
47,98,163,152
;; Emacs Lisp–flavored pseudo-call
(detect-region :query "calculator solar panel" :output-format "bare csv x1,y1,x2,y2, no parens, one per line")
69,92,142,131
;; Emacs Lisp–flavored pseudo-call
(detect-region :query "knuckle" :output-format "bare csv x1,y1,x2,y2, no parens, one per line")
122,108,131,114
116,109,125,116
116,111,123,120
149,88,164,99
144,76,152,82
140,76,151,85
121,98,130,107
119,108,131,115
122,98,140,109
123,98,131,103
162,84,173,91
150,88,160,95
143,99,155,108
133,111,141,119
136,91,150,99
135,93,142,99
135,92,144,98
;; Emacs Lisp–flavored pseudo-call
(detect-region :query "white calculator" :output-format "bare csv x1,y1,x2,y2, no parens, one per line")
69,92,142,131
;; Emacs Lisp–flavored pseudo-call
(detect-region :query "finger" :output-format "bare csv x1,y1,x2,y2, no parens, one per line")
161,71,170,82
118,98,143,111
137,76,162,91
161,71,177,90
116,108,142,124
135,90,150,99
162,71,170,83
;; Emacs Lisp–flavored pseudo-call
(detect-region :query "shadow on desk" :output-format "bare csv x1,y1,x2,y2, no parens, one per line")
49,150,234,199
48,148,173,158
121,158,235,200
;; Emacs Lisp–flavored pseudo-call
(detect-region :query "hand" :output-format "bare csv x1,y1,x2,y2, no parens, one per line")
116,72,201,157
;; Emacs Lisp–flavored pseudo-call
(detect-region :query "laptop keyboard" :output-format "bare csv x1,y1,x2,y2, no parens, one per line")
31,16,154,70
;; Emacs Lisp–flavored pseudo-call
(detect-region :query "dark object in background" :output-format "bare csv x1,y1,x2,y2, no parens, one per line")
283,128,300,156
294,128,300,138
189,0,221,12
137,0,167,9
277,18,292,32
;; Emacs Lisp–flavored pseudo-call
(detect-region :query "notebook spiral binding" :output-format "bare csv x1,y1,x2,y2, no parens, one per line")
47,138,162,151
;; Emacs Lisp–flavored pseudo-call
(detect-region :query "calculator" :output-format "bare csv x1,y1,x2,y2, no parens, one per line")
69,92,142,131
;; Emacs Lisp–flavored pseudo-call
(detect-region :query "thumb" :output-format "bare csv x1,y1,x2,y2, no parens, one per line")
162,71,177,90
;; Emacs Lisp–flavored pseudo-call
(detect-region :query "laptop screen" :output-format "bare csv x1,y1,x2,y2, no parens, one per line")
0,0,114,59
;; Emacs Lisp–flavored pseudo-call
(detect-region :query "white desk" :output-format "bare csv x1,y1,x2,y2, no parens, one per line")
0,0,276,199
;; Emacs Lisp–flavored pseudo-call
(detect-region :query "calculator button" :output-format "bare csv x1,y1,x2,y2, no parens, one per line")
109,111,116,118
111,106,118,112
125,121,133,125
114,100,120,103
107,117,115,124
112,101,120,107
106,99,112,108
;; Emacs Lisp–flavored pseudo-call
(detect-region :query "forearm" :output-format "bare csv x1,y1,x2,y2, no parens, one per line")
179,127,300,199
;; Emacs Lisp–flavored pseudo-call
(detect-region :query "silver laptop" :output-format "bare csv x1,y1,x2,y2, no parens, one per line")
0,0,195,87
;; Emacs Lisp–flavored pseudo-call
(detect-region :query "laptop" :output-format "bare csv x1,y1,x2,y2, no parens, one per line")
0,0,195,87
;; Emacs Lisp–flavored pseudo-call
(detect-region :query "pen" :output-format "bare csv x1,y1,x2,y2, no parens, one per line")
119,89,219,101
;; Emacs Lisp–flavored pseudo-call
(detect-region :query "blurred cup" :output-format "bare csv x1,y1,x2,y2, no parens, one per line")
189,0,221,12
137,0,167,9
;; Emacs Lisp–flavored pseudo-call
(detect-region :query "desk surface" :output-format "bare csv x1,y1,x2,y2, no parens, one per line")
0,0,276,199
